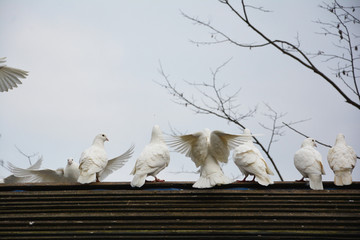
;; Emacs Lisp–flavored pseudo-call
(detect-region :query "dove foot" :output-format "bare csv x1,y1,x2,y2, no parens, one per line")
295,177,305,182
154,177,165,182
237,176,249,182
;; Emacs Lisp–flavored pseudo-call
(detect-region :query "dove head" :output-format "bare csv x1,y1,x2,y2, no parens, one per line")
93,133,109,145
301,138,317,148
67,158,74,165
335,133,346,145
243,128,253,141
151,125,164,143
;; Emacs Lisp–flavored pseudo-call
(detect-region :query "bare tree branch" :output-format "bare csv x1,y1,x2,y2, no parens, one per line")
157,61,287,181
14,145,39,166
184,0,360,109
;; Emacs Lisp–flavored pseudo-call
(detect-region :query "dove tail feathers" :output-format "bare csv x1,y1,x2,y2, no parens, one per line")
77,173,96,184
255,174,274,186
193,172,233,189
308,174,323,190
334,170,352,186
131,174,147,188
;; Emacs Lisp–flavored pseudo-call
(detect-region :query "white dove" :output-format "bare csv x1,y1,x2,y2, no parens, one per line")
169,129,246,189
2,157,43,184
131,125,170,188
294,138,325,190
0,57,28,92
327,133,357,186
233,129,274,186
8,158,80,183
78,134,109,184
78,134,134,184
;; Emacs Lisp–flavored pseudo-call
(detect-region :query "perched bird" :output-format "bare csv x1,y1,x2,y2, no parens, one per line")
78,134,109,184
2,157,43,184
233,129,274,186
8,158,80,183
169,129,246,188
131,125,170,188
78,133,134,184
0,57,28,92
294,138,325,190
327,133,357,186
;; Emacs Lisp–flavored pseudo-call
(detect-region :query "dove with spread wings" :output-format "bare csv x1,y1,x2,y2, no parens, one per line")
168,129,246,188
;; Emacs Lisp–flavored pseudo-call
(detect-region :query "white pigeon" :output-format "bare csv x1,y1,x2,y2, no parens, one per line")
233,128,274,186
2,157,43,184
169,129,246,189
78,134,109,184
130,125,170,188
78,134,134,184
294,138,325,190
327,133,357,186
0,57,28,92
8,158,80,183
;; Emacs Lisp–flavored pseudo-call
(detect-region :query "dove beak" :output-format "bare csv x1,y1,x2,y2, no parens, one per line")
106,137,109,142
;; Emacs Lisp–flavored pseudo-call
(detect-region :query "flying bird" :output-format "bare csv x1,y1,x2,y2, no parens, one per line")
8,158,80,183
78,133,134,184
2,156,43,184
168,129,246,188
294,138,325,190
0,57,28,92
233,129,274,186
327,133,357,186
131,125,170,188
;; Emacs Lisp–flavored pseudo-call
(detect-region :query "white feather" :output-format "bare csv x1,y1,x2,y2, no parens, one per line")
99,145,134,181
0,57,28,92
3,157,43,184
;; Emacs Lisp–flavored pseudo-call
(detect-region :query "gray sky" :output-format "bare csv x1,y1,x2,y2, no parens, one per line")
1,0,359,183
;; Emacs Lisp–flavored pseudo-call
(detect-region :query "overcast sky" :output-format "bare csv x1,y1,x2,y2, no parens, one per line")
1,0,359,183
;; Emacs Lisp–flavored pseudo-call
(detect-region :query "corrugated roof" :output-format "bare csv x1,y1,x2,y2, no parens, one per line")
1,181,359,239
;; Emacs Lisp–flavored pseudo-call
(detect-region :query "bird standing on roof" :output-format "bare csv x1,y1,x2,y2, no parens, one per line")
327,133,357,186
78,134,134,184
294,138,325,190
0,57,28,92
130,125,170,188
78,134,109,184
233,128,274,186
169,129,246,188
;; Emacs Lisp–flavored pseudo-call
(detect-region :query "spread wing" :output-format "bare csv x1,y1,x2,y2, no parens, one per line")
98,145,134,181
167,131,208,167
8,162,66,183
210,131,247,163
28,156,43,170
0,58,28,92
2,157,43,184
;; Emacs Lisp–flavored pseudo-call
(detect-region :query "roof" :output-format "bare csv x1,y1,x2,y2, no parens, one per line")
1,181,359,239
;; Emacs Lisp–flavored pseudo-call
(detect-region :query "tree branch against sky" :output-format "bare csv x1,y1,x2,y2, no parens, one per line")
184,0,360,110
157,0,359,181
157,60,313,181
